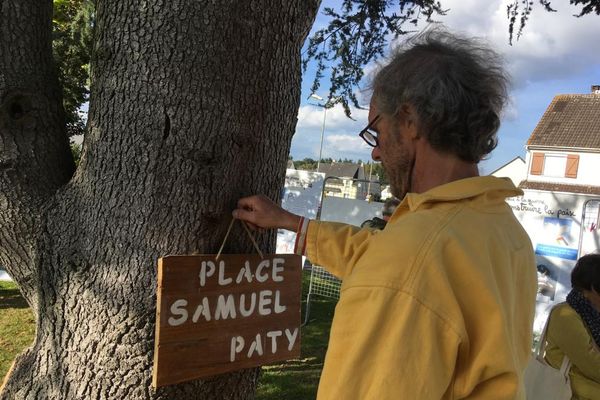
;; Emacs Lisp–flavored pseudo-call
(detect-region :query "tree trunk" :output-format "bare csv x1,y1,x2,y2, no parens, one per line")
0,1,319,398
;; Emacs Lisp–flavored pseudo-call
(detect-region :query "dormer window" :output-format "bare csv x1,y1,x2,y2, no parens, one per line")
530,152,579,178
545,154,567,177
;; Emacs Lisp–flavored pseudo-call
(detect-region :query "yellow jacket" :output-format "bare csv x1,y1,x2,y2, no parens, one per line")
546,303,600,400
306,176,537,399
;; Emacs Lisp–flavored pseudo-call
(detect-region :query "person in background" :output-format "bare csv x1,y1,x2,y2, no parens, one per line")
233,28,537,399
360,197,400,230
545,254,600,400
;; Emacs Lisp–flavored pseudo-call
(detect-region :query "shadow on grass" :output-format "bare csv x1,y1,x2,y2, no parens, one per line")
256,272,338,400
0,270,337,398
0,281,35,382
0,282,29,310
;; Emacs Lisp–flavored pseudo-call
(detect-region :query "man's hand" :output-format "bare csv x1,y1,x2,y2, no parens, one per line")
232,195,302,232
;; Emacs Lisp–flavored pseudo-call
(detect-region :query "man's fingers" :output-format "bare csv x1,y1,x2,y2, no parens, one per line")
233,195,292,230
237,196,255,210
244,221,260,231
232,208,257,225
237,194,269,210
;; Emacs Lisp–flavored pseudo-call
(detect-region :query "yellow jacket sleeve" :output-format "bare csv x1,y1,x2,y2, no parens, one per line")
306,220,379,279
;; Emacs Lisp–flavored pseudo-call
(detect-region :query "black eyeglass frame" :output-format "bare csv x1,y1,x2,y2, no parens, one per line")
358,115,381,147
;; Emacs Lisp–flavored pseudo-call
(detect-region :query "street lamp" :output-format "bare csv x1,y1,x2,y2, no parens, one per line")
309,93,328,172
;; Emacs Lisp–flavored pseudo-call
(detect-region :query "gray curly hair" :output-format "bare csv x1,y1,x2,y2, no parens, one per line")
371,28,510,163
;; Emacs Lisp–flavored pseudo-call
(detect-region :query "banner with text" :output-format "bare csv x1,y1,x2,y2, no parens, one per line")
507,191,600,335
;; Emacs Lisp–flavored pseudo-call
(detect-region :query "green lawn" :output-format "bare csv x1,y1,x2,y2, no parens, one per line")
256,287,336,400
0,272,337,398
0,281,36,383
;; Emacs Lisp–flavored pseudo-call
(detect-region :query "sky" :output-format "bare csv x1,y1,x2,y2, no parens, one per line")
291,0,600,174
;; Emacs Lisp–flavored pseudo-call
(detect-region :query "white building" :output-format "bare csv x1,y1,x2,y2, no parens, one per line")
490,156,526,187
318,162,380,200
522,87,600,191
507,86,600,333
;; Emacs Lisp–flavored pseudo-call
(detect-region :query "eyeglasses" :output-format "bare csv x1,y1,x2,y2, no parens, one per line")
358,115,381,147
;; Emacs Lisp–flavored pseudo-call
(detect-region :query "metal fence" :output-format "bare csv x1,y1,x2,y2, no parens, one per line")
303,265,342,325
303,177,384,325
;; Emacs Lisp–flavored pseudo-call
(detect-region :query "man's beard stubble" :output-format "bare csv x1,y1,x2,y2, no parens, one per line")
386,154,414,201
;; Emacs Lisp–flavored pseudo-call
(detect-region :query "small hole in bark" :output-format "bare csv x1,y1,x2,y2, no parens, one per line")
163,111,171,140
4,94,32,121
9,102,25,120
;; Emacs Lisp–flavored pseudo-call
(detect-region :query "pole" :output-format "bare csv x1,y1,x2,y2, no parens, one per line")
367,162,373,196
316,105,327,172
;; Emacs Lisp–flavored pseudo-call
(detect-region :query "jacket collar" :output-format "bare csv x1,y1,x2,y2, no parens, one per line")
396,176,522,213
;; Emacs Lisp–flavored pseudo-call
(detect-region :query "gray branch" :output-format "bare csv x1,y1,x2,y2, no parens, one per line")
0,0,74,309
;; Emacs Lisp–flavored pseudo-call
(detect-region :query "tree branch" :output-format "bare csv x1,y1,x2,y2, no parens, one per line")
0,0,75,309
303,0,447,117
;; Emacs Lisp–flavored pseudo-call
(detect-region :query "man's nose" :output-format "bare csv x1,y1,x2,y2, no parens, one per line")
371,146,381,161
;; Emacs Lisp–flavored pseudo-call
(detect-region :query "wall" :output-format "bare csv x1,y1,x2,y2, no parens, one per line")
490,158,526,186
320,197,383,226
507,189,600,333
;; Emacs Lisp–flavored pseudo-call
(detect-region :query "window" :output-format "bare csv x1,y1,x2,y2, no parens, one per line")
529,152,579,179
543,154,567,177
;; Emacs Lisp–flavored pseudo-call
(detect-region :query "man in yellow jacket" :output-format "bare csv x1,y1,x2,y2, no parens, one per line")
233,29,537,399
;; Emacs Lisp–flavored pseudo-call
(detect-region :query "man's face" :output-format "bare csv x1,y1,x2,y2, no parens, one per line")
368,100,416,200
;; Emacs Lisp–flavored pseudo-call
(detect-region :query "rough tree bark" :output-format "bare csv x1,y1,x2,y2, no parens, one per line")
0,0,319,398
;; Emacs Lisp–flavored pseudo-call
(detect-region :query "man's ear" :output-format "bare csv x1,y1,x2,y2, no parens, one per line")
397,103,419,139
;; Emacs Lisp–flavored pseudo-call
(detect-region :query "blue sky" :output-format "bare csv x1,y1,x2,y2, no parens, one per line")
291,0,600,174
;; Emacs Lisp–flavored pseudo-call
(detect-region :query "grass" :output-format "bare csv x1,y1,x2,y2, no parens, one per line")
0,281,36,382
256,272,337,400
0,271,337,398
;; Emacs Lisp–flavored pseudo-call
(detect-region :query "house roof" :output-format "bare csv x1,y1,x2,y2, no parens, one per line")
488,156,525,176
527,94,600,150
318,163,364,179
519,180,600,196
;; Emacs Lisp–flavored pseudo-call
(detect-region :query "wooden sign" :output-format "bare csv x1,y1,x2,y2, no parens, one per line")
152,254,302,387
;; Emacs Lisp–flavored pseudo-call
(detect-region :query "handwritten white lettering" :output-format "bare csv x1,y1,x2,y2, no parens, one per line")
259,290,273,315
218,261,232,285
247,333,264,358
167,290,287,324
272,258,284,282
215,294,237,320
199,261,216,287
230,336,245,362
236,261,253,284
229,328,298,362
192,297,211,323
256,260,270,283
239,293,256,317
228,259,288,285
266,330,282,353
168,299,188,326
285,328,298,351
274,290,286,314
